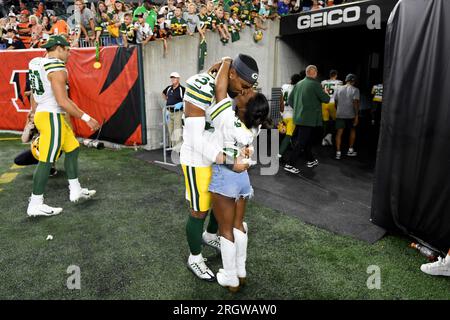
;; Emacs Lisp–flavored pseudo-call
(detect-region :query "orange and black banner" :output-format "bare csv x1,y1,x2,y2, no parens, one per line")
0,46,146,145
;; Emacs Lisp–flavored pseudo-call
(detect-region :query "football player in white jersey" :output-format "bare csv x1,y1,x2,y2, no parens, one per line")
181,54,259,282
321,70,343,146
26,35,100,217
278,73,302,158
371,83,383,126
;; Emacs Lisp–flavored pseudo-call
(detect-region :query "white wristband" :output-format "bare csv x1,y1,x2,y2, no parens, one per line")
81,113,91,122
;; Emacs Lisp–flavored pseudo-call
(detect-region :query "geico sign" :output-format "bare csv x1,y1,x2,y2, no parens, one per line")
297,6,361,29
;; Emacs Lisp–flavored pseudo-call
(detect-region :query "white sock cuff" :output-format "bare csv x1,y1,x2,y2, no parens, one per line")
204,231,217,238
30,194,44,206
189,253,203,263
68,178,81,188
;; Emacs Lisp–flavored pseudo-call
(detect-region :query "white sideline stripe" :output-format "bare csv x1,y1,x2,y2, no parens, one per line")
50,113,60,162
188,167,199,211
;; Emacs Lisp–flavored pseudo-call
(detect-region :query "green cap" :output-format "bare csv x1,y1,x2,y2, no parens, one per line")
41,35,70,49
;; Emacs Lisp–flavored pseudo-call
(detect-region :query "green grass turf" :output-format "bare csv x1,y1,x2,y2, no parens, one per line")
0,133,448,300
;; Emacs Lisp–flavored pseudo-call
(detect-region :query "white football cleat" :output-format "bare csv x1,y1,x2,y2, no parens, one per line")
187,255,216,282
322,134,333,146
27,204,63,217
420,256,450,276
202,231,221,252
70,188,96,203
347,148,358,157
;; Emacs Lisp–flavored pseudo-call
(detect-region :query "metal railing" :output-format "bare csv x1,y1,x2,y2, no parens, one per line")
78,35,122,48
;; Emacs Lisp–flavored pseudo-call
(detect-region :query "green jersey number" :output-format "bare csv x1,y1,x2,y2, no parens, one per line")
193,76,215,97
324,84,335,96
194,76,209,88
29,70,44,96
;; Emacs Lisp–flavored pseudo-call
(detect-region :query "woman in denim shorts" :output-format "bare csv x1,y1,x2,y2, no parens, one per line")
207,58,271,292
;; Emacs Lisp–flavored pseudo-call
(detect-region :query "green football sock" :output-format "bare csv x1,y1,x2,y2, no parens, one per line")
279,135,291,155
32,161,52,195
206,210,218,234
186,215,205,255
64,147,79,180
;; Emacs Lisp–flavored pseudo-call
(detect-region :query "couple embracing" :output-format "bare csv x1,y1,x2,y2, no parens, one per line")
180,54,271,292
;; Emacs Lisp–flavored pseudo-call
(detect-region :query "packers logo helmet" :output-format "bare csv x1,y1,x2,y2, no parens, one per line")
31,136,62,161
31,136,40,160
277,120,287,134
253,30,263,42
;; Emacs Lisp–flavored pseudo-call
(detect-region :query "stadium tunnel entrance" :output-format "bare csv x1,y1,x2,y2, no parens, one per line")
279,24,386,163
276,0,397,164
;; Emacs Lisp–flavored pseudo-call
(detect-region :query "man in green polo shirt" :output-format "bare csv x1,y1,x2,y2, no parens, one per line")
133,1,157,30
283,65,330,174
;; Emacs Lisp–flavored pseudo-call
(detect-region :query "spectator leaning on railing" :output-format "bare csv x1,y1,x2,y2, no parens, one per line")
113,0,127,22
29,14,42,48
120,12,138,46
184,2,204,37
49,12,69,36
17,9,31,48
133,1,157,31
0,0,355,51
6,11,18,31
135,12,153,45
73,0,96,46
94,1,112,42
3,27,25,49
41,15,51,33
170,6,187,36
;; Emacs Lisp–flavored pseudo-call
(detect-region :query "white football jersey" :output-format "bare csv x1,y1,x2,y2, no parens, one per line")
372,84,383,102
181,72,218,167
321,79,343,103
184,72,216,111
281,83,294,119
29,57,67,113
207,97,257,157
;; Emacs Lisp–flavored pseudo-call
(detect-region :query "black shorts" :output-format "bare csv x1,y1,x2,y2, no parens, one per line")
336,118,355,129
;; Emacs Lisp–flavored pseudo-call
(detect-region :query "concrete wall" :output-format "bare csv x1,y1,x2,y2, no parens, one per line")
142,20,304,150
274,38,308,87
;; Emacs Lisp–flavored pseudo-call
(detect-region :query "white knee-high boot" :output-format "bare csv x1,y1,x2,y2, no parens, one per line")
217,236,239,292
234,222,248,285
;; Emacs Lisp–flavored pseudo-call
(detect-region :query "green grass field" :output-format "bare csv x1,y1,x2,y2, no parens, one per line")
0,133,448,300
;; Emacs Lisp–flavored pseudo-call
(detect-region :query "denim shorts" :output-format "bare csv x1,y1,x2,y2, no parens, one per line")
208,164,253,200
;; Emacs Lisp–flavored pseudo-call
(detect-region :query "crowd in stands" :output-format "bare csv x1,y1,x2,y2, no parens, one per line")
0,0,358,50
